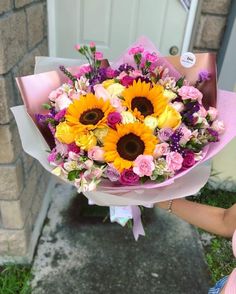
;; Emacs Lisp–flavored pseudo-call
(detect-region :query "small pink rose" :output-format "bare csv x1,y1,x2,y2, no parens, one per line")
89,41,95,48
55,93,72,111
119,168,140,185
198,106,208,117
207,107,218,121
133,155,155,177
172,102,185,112
49,88,64,101
120,76,134,87
94,84,110,100
179,125,192,145
211,120,224,134
178,86,203,102
88,146,105,161
153,143,169,158
166,152,183,171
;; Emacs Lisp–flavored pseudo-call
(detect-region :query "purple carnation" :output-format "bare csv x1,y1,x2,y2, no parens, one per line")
198,70,211,82
107,112,122,129
105,165,120,182
158,128,174,142
119,169,140,185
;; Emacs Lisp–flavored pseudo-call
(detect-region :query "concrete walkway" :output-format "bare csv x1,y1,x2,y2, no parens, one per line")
31,182,210,294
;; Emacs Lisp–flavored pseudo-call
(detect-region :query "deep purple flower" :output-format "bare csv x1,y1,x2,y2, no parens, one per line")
182,150,195,168
135,76,151,83
198,70,211,82
206,128,219,142
55,108,66,121
107,112,122,129
105,165,120,182
158,128,174,142
118,63,135,73
35,113,51,125
120,75,134,87
119,169,140,185
169,130,183,153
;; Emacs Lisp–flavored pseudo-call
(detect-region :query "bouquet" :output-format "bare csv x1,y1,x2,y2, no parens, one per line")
12,37,236,239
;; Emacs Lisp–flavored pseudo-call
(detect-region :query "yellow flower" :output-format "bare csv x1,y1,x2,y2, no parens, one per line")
121,111,136,124
55,121,75,144
163,89,177,101
93,127,109,144
65,93,114,131
122,80,168,121
102,79,115,89
144,116,158,131
157,105,182,129
75,132,97,151
107,83,125,97
104,122,158,172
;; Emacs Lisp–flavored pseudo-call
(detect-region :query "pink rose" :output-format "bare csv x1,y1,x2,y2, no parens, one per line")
179,125,192,145
48,88,64,101
55,93,72,111
133,155,155,177
166,152,183,171
94,84,110,100
107,112,122,128
128,45,144,55
95,51,103,60
211,120,224,134
178,86,203,102
110,97,126,112
207,107,218,121
153,143,169,158
182,150,195,169
172,102,185,112
120,76,134,87
198,106,207,117
89,41,95,48
88,146,105,161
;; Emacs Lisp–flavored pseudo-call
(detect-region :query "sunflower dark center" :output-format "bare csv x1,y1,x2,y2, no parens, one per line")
131,96,154,117
117,133,145,161
79,108,104,125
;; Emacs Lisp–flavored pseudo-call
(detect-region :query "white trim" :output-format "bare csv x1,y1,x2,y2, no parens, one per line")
47,0,57,56
181,0,199,53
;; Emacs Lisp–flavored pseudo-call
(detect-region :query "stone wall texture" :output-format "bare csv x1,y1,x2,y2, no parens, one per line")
0,0,49,259
193,0,232,52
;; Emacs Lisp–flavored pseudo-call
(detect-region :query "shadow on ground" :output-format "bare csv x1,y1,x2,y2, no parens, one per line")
32,183,210,294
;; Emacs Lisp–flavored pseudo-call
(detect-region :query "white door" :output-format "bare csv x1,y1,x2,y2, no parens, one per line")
48,0,197,59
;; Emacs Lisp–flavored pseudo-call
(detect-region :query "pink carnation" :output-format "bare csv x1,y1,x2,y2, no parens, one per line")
178,86,203,102
128,45,144,55
144,51,158,63
166,152,183,172
95,51,103,60
133,155,155,177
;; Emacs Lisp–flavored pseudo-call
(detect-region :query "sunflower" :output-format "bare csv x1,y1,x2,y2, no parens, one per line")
65,93,114,131
122,80,168,121
104,122,158,172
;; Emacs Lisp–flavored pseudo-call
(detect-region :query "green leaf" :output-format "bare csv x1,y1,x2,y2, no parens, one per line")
176,76,185,88
67,170,81,181
42,103,52,110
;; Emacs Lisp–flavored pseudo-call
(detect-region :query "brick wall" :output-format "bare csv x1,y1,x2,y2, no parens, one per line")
193,0,232,53
0,0,49,260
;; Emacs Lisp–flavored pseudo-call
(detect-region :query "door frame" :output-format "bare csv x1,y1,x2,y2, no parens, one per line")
47,0,200,57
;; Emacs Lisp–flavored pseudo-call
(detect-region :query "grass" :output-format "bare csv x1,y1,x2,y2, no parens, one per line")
0,265,32,294
189,184,236,283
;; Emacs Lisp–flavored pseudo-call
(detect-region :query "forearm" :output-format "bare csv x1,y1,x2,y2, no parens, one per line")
157,199,236,238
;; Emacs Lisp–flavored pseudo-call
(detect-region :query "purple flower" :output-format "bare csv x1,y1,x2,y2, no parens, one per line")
106,67,116,78
107,112,122,129
118,63,135,74
105,165,120,182
198,70,211,82
206,128,219,142
55,108,66,121
158,128,174,142
119,169,140,185
182,150,195,168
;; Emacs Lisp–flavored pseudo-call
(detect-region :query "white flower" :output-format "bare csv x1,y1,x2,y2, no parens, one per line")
121,111,136,124
144,116,158,131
